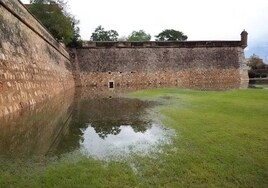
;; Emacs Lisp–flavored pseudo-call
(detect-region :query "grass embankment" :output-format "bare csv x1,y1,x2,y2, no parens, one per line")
0,88,267,187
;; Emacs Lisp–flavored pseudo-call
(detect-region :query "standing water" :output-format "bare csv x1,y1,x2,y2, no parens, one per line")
0,88,174,162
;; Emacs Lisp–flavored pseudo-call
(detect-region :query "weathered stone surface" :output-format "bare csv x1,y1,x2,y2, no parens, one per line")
0,0,249,118
75,44,248,90
0,0,75,118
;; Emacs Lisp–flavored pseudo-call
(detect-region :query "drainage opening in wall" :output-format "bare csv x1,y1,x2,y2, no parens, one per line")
109,81,114,89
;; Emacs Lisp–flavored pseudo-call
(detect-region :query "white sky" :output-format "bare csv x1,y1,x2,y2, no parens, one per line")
21,0,268,60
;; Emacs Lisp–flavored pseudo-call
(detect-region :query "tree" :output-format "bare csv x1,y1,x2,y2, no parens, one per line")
247,54,265,70
28,0,81,46
155,29,188,41
68,21,82,47
90,26,119,41
127,30,151,42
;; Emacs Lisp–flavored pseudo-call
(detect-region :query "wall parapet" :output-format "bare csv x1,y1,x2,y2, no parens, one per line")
77,31,249,90
82,30,248,49
85,39,251,49
82,41,244,49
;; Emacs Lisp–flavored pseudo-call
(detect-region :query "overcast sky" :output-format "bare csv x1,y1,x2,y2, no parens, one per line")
21,0,268,61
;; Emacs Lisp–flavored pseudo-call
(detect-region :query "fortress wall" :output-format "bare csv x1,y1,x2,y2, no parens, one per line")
0,0,249,118
0,0,75,117
76,43,248,90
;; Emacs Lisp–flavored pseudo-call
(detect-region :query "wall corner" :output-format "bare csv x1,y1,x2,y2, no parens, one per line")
238,48,249,88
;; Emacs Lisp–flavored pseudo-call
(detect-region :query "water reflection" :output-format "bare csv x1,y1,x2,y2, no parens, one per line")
81,124,170,160
0,87,173,160
248,84,268,89
0,90,75,159
52,94,160,158
248,79,268,89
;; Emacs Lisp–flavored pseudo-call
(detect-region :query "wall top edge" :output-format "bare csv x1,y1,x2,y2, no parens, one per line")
81,41,243,49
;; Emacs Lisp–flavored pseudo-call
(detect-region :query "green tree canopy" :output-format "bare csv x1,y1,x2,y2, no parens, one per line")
127,30,151,42
155,29,188,41
247,54,265,70
28,0,81,47
90,26,119,41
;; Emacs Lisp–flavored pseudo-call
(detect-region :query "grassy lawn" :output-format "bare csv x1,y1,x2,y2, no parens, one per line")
0,88,268,187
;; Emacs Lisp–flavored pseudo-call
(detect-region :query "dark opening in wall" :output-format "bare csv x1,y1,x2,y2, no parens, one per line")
109,81,114,89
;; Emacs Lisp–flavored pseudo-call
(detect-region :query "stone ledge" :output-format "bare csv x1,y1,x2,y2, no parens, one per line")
82,41,242,49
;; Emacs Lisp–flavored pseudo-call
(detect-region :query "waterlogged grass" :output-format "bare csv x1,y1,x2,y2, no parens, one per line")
1,88,268,187
0,157,138,187
129,88,268,187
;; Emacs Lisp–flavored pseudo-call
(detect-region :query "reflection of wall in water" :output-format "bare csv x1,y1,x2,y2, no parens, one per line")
0,90,75,159
54,93,154,154
75,85,172,101
78,97,154,138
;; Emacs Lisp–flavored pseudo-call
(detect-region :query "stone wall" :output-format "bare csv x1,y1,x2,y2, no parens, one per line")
75,39,248,90
0,0,75,117
0,0,249,118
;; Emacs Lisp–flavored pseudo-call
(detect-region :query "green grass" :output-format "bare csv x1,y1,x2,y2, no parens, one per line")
1,88,268,187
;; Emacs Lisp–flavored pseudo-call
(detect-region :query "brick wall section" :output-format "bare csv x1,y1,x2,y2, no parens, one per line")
76,44,248,90
0,0,249,118
0,0,75,118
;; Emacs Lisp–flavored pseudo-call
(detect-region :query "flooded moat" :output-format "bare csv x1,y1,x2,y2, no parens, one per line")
0,88,174,161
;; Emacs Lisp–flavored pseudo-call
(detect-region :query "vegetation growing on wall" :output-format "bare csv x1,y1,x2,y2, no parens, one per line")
28,0,81,47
